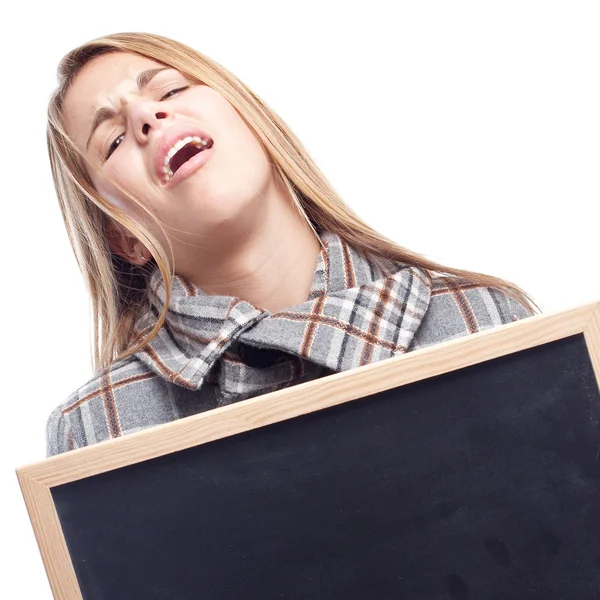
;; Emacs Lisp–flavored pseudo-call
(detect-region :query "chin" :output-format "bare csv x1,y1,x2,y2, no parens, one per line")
179,192,256,230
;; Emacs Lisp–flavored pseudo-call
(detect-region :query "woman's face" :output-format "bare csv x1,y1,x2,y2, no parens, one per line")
63,51,275,262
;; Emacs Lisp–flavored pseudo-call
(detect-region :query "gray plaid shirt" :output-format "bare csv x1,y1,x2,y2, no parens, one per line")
46,231,535,456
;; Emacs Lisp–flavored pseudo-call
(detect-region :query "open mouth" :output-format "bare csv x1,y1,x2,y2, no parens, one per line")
163,136,214,183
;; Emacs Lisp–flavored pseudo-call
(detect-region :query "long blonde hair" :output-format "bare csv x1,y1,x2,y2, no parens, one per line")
47,32,540,374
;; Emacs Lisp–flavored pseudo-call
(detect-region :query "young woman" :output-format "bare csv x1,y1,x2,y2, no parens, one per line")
45,32,540,457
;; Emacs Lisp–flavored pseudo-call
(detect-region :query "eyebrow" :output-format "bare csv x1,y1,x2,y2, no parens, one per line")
85,67,171,151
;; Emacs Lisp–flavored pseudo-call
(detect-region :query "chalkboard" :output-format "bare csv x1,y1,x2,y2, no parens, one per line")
16,301,600,599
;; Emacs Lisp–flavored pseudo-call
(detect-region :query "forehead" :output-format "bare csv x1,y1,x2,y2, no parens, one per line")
62,52,166,150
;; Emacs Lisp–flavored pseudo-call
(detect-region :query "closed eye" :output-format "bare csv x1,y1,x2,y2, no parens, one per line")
160,86,189,101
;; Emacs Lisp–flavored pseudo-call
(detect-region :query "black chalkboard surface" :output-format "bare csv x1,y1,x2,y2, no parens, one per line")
16,301,600,599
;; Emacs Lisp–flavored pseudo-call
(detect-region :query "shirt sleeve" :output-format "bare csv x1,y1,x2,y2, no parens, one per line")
45,406,74,457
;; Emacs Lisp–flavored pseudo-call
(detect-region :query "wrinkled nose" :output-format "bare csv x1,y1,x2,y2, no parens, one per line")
126,99,169,143
140,112,167,137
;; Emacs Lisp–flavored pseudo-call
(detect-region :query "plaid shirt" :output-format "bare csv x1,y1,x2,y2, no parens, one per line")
46,231,535,456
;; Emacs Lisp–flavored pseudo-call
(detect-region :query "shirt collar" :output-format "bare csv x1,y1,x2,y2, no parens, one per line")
133,231,432,390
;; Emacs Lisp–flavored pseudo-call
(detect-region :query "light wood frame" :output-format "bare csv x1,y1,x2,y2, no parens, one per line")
16,299,600,600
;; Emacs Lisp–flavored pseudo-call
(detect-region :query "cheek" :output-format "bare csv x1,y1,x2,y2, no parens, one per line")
183,88,267,164
94,172,159,235
93,153,148,212
93,172,132,212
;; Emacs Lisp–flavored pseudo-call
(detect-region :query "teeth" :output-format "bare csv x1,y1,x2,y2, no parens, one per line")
161,134,212,183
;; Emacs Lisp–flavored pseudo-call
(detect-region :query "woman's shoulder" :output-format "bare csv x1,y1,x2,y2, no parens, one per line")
45,355,151,457
431,272,535,314
410,273,537,351
45,354,216,458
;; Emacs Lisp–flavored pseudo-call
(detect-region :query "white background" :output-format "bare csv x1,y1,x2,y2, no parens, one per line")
4,1,599,597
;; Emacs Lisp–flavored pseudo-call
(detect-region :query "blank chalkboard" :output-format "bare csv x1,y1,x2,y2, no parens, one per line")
17,300,600,599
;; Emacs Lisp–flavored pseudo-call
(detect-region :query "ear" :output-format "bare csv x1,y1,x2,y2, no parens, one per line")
106,220,150,266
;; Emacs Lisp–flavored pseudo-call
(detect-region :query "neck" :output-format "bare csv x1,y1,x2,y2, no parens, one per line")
173,181,323,313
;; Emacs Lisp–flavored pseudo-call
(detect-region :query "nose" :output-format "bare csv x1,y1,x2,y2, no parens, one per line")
125,98,169,143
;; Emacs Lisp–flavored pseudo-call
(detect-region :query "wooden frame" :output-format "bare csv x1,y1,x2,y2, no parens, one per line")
16,299,600,599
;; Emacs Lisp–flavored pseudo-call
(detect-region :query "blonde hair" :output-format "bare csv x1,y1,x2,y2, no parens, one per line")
47,32,540,374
